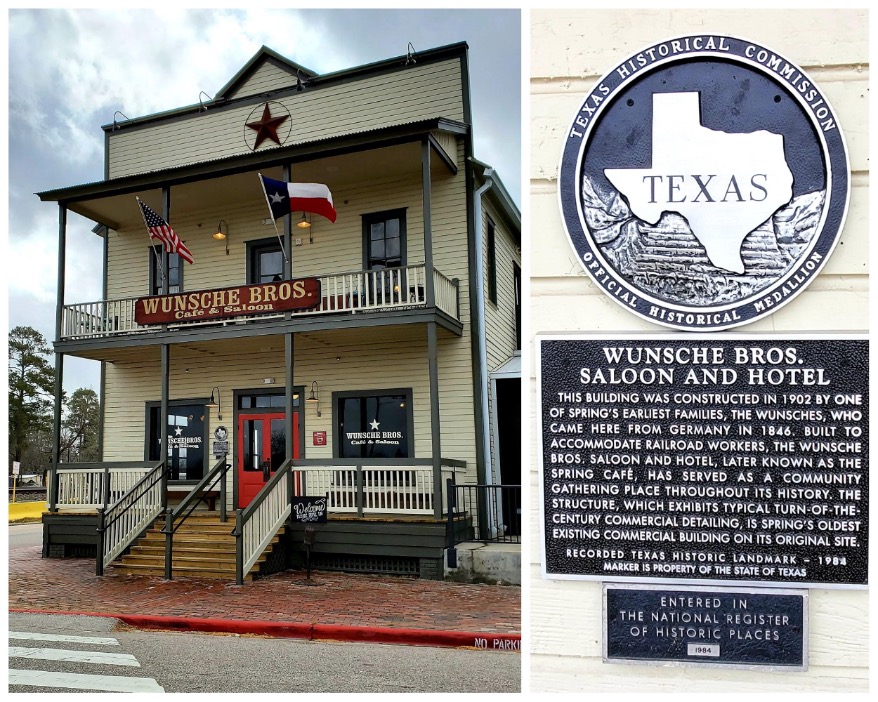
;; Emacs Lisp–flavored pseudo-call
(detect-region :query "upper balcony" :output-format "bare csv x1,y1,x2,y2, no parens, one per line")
60,264,461,343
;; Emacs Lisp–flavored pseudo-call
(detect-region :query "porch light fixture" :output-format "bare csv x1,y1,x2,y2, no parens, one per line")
296,213,311,229
207,386,223,420
213,219,230,255
306,381,321,417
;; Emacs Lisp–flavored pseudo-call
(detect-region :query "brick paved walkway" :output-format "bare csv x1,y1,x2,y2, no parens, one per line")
8,547,520,635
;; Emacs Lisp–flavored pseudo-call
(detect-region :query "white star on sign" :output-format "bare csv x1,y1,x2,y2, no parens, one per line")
269,191,285,204
370,419,380,431
174,426,183,436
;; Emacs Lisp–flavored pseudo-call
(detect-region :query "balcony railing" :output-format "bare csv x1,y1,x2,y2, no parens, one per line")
61,264,460,340
291,459,463,516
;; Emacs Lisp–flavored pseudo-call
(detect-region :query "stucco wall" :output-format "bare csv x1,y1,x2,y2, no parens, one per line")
529,9,868,692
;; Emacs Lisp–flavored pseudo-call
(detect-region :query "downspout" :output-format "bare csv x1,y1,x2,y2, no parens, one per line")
472,168,494,490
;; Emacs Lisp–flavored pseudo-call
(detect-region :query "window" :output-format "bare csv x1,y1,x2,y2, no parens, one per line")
146,402,206,480
335,391,412,459
362,210,406,271
513,262,521,351
149,246,182,295
487,218,497,304
247,239,285,284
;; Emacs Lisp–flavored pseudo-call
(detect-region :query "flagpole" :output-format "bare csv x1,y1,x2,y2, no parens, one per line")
258,173,290,265
137,196,166,291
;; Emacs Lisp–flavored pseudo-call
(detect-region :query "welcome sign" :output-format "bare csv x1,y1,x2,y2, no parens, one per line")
135,279,321,324
558,35,850,331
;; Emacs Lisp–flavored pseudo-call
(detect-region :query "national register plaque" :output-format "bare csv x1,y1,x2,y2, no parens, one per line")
538,335,868,587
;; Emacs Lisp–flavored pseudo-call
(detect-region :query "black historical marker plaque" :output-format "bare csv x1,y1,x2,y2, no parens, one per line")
604,584,807,670
539,335,868,586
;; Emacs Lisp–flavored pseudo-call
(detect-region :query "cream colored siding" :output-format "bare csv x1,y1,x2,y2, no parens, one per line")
108,59,464,178
227,61,295,100
483,200,520,371
103,326,479,506
530,9,868,693
106,173,440,300
430,130,458,167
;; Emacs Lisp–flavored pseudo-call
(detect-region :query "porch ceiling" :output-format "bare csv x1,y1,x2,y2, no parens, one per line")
45,138,455,231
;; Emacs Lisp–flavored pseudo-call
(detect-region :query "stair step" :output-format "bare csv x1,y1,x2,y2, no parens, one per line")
112,563,255,581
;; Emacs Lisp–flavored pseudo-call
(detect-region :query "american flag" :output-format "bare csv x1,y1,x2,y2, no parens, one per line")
137,197,194,264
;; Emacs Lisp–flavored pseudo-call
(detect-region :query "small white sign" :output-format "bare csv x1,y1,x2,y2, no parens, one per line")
12,461,21,475
687,643,720,658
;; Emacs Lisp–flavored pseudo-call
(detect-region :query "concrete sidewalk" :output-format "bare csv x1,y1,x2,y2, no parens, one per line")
8,544,521,651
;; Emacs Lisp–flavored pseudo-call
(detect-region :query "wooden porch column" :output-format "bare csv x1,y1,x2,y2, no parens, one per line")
283,164,292,280
160,343,170,510
422,138,436,307
428,321,442,519
285,331,295,501
49,204,67,512
160,188,170,295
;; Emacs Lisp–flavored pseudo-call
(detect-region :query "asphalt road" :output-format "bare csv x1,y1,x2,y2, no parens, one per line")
9,612,521,693
8,522,43,550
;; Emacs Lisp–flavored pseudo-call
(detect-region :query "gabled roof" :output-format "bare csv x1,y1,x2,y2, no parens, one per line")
214,45,318,101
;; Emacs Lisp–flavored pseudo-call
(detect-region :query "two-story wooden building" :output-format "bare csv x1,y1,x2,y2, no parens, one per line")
37,42,520,582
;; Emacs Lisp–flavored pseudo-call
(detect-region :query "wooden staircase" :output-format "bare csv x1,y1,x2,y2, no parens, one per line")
111,513,281,581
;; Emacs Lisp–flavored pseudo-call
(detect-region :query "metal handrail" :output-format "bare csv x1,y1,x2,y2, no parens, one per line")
96,461,165,576
232,458,294,585
161,455,230,580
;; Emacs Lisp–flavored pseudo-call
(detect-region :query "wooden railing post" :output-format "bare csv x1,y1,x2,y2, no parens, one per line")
220,458,228,523
101,464,111,508
234,509,244,585
48,466,58,512
96,508,106,576
163,508,174,580
446,476,457,568
356,464,364,517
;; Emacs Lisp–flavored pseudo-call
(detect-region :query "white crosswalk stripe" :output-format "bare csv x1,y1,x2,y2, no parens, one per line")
8,630,164,693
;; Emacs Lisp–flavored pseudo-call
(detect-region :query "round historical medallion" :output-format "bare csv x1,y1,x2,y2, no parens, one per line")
558,35,850,331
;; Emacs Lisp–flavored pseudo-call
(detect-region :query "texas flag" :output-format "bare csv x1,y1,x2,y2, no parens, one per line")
259,174,337,223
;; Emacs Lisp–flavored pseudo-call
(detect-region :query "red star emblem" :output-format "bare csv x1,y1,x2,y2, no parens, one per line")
246,103,289,149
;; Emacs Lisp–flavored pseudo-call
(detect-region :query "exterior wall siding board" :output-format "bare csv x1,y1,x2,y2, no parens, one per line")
108,61,464,178
227,61,295,100
530,8,868,693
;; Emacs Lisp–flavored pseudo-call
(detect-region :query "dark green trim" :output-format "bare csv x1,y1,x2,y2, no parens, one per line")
160,345,170,509
285,333,294,464
98,361,106,461
427,322,442,519
100,43,467,134
55,205,66,342
331,387,415,459
421,139,435,308
56,308,464,356
460,49,473,140
38,119,468,207
464,139,487,484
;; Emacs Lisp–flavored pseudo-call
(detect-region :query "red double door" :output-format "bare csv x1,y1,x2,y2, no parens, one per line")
237,411,299,508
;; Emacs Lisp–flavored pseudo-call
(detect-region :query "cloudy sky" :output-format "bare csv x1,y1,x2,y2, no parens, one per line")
6,8,522,394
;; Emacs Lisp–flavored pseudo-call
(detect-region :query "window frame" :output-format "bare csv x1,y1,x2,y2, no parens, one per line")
332,388,414,459
143,397,210,483
149,245,183,295
361,209,407,272
487,217,497,305
246,237,286,285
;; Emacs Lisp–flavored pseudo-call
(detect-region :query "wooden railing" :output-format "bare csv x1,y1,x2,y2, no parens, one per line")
291,459,464,516
61,264,457,340
232,458,293,585
95,462,165,575
50,463,155,511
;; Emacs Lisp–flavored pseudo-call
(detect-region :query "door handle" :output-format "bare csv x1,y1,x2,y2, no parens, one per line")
262,460,271,482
